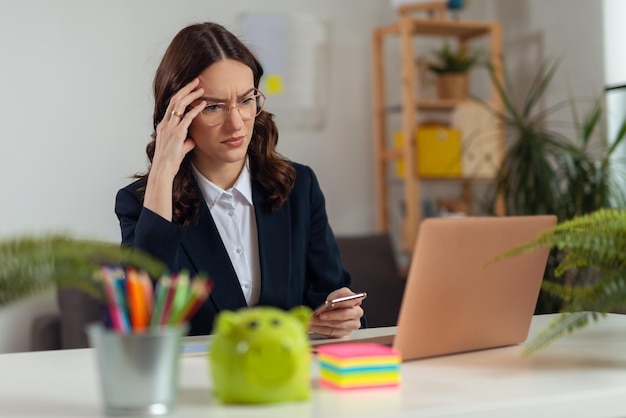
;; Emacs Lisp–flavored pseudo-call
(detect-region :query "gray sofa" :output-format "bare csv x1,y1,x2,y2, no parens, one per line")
31,288,102,350
335,233,405,327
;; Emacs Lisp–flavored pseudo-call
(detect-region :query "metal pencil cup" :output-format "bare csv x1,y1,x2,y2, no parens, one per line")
87,323,188,416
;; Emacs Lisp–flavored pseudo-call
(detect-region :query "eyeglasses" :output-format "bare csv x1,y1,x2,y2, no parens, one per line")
199,89,266,126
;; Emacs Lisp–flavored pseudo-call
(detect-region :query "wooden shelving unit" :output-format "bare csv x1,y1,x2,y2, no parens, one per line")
372,2,506,251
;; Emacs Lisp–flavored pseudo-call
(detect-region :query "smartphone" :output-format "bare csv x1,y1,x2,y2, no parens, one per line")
312,292,367,316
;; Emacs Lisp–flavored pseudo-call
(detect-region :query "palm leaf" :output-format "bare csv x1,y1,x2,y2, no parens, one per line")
521,55,562,119
607,114,626,155
483,60,521,123
578,98,603,148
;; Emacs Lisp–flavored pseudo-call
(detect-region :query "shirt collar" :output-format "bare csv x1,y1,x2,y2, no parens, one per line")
234,161,254,206
192,161,254,209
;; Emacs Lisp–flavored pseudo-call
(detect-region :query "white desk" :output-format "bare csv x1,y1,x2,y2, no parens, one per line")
1,314,626,417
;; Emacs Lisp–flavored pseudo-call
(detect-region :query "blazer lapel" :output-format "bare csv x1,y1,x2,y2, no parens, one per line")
253,183,291,308
180,201,247,311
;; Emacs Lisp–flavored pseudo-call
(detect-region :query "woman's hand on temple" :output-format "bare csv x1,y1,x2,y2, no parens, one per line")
309,287,364,338
143,78,206,220
151,78,206,178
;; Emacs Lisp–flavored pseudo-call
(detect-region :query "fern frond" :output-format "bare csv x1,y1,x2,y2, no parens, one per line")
492,208,626,354
565,271,626,313
553,252,589,276
539,279,576,302
522,311,599,356
493,209,626,271
0,234,166,307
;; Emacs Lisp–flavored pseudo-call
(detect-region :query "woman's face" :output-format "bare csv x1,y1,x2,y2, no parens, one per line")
188,59,256,176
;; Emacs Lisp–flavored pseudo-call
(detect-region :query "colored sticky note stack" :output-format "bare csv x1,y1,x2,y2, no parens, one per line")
316,343,401,390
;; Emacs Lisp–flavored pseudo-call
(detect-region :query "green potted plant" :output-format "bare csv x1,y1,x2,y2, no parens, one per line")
492,208,626,355
477,55,626,313
482,56,626,220
427,41,480,100
0,234,165,308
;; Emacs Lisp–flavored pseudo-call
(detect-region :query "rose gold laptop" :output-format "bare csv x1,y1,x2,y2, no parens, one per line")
393,215,557,361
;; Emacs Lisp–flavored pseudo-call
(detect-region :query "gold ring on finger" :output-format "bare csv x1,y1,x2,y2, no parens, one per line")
171,110,184,118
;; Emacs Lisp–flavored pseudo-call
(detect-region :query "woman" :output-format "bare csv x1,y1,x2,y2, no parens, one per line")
115,22,364,337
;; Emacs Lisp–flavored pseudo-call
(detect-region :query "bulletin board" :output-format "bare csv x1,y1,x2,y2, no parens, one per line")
240,12,329,130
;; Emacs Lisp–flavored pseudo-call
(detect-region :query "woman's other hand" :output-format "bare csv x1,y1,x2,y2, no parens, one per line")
309,287,364,338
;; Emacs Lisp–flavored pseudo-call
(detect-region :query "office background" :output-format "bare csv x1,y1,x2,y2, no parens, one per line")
0,0,611,352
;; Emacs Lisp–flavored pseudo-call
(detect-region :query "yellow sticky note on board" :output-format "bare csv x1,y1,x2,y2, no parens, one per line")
264,74,284,94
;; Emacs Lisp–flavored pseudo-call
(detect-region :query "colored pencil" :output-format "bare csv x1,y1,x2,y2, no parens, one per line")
171,277,213,324
113,277,131,332
159,272,180,326
168,271,190,324
100,268,123,332
138,269,154,318
151,275,170,328
127,268,149,332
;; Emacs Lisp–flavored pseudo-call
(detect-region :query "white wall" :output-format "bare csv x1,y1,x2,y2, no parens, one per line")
0,0,609,352
603,0,626,87
490,0,605,132
603,0,626,194
0,0,397,241
0,0,396,353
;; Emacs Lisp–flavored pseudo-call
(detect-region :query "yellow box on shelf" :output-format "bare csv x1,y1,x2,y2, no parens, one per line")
394,125,462,178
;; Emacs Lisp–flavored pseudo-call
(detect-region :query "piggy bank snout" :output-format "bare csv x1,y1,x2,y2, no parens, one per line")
237,336,297,359
249,339,292,357
242,338,299,385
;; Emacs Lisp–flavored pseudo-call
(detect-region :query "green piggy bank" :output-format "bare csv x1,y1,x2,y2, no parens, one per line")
210,306,313,404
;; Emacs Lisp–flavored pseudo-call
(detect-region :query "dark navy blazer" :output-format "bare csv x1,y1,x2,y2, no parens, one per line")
115,163,353,335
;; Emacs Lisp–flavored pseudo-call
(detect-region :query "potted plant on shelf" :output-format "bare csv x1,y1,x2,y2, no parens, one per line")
0,234,165,308
493,208,626,355
427,41,480,100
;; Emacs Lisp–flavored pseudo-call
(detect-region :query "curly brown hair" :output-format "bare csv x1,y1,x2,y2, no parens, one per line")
138,22,295,226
